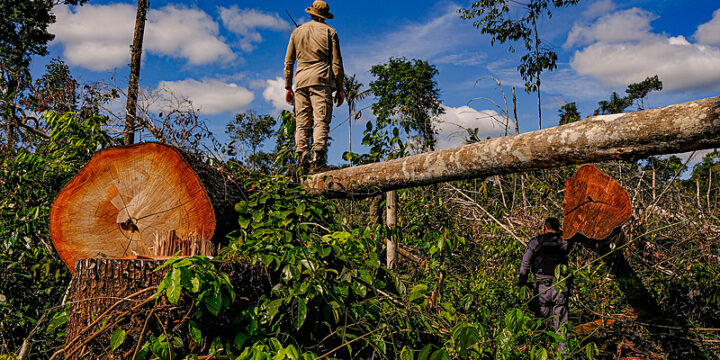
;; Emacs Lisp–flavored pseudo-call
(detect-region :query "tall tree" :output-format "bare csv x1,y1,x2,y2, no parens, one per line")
125,0,149,145
226,110,277,171
369,57,444,153
29,57,78,114
459,0,580,129
343,74,370,154
558,102,581,125
0,0,87,150
595,75,663,115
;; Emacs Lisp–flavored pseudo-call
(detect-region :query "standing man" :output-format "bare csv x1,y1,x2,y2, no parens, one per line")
284,0,344,172
517,217,571,351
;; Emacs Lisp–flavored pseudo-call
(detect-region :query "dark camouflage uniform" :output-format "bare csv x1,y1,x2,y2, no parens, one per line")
518,232,570,350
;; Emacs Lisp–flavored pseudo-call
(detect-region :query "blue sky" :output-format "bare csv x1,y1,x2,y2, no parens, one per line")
33,0,720,165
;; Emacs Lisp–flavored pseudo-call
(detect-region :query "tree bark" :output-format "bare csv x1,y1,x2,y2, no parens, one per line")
125,0,149,145
307,96,720,197
61,258,269,360
511,87,519,135
50,142,245,271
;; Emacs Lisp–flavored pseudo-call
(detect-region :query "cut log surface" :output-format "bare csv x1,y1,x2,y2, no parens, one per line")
563,165,631,241
50,142,243,271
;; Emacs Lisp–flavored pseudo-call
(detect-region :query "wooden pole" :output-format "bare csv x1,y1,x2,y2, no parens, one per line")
307,96,720,197
512,87,519,135
125,0,149,145
385,190,397,269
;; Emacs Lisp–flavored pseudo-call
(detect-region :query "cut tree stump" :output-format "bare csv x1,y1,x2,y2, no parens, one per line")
50,142,245,271
61,258,270,360
563,164,632,241
563,166,703,357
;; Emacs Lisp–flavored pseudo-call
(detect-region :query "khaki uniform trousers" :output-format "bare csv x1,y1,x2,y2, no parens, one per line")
294,85,333,154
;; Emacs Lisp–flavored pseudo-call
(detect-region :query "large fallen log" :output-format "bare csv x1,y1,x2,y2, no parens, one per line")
307,96,720,196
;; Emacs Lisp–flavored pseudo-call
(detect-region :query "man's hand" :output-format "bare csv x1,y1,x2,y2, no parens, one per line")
285,89,294,105
335,90,344,107
517,274,528,287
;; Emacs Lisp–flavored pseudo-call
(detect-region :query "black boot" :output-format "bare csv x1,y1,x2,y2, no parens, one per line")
296,151,309,174
309,150,330,174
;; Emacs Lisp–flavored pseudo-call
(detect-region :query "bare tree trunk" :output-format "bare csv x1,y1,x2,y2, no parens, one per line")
708,167,713,210
307,97,720,197
348,103,353,154
652,165,657,202
532,17,542,130
385,190,397,269
125,0,149,145
496,176,507,209
5,116,12,151
512,87,519,135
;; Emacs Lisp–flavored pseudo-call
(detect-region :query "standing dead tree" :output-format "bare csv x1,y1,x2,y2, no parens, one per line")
125,0,149,145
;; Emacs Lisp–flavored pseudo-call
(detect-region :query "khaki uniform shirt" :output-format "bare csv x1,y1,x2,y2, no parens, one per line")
284,20,344,94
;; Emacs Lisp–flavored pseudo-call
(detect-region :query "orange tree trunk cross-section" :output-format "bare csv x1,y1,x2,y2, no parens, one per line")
50,142,217,271
563,164,632,241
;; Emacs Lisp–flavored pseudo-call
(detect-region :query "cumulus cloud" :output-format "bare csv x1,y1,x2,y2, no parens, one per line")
51,4,234,71
695,8,720,46
581,0,616,20
564,8,656,48
566,7,720,92
262,77,292,112
157,79,254,115
145,6,234,64
434,105,507,149
220,7,292,52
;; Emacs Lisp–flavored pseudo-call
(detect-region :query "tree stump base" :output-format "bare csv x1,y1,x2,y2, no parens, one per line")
61,258,270,359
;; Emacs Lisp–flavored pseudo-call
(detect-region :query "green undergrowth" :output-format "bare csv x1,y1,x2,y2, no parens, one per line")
145,173,594,360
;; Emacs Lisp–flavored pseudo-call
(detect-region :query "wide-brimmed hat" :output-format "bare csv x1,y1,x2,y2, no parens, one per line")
305,0,334,20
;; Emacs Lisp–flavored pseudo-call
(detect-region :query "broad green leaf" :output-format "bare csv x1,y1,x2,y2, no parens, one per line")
188,320,202,344
109,328,125,350
292,298,307,330
167,268,182,304
417,345,432,360
295,202,305,216
267,298,283,320
204,290,222,316
400,346,414,360
429,349,449,360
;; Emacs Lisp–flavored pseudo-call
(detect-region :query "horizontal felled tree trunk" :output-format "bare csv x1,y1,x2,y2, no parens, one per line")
307,96,720,197
50,142,245,271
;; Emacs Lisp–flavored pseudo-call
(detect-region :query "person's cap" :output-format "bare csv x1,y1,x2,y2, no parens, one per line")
306,0,334,20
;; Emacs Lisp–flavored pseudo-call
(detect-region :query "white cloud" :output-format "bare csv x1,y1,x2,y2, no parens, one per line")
263,77,292,112
695,8,720,46
220,7,292,52
145,5,234,65
582,0,616,20
157,79,254,115
564,8,656,48
50,4,136,70
51,4,234,71
566,8,720,92
435,105,507,149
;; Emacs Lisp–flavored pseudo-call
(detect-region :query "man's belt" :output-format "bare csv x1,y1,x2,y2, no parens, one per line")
535,277,554,286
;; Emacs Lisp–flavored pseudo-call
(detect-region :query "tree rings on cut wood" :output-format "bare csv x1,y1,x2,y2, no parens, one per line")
563,165,632,241
50,142,244,271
